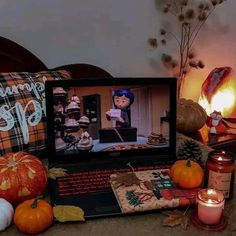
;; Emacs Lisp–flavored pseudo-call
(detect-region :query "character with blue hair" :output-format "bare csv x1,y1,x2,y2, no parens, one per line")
106,88,134,128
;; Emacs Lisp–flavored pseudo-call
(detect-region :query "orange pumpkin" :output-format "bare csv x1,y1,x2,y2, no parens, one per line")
14,196,53,234
170,159,204,189
0,152,48,204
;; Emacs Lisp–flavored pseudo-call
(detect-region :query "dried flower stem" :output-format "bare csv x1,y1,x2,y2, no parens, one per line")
178,6,216,96
148,0,227,98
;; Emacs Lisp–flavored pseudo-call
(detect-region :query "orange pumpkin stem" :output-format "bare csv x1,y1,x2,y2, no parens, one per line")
31,195,44,209
186,159,192,167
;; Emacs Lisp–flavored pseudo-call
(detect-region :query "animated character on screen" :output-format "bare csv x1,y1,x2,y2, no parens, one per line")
106,89,134,128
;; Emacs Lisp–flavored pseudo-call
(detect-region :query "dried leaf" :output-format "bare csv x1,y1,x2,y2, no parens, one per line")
143,181,153,190
111,172,141,189
47,167,67,179
162,210,189,230
53,205,85,222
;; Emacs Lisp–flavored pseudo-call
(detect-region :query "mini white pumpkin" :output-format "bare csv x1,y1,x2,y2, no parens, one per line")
0,198,14,231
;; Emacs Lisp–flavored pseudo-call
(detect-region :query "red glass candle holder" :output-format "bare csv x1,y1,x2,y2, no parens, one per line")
205,150,235,200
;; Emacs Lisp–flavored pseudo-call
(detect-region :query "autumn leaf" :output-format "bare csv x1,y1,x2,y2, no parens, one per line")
53,205,85,222
47,167,67,179
110,172,141,188
143,181,153,190
162,210,189,230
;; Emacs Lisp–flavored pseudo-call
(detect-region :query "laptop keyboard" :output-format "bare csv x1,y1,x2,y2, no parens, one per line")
57,165,169,196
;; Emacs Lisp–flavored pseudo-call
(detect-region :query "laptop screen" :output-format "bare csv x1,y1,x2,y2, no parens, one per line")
45,78,176,163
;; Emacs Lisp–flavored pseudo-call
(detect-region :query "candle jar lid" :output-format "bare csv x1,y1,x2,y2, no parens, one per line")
208,150,235,165
197,188,225,205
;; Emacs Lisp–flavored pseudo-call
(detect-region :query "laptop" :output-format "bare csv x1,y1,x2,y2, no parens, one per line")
45,77,177,218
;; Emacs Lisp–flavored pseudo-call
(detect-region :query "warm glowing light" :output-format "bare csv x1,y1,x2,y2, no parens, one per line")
211,88,235,114
207,189,215,195
199,76,236,118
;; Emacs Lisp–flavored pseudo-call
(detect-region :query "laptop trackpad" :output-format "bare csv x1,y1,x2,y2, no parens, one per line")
85,192,121,217
95,205,120,213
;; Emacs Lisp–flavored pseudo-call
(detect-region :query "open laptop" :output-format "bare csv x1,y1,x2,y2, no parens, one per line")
45,77,177,218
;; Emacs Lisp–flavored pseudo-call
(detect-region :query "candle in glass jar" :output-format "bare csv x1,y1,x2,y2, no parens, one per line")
197,189,225,225
205,150,235,199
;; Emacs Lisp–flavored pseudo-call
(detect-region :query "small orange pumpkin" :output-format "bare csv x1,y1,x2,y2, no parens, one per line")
14,196,53,234
170,159,204,189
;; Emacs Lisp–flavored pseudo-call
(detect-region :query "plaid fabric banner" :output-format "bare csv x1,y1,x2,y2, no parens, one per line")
0,70,71,156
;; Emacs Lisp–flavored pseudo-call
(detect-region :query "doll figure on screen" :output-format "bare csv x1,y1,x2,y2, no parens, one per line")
106,89,134,128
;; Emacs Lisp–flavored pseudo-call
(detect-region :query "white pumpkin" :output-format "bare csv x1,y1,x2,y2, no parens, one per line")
0,198,14,231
